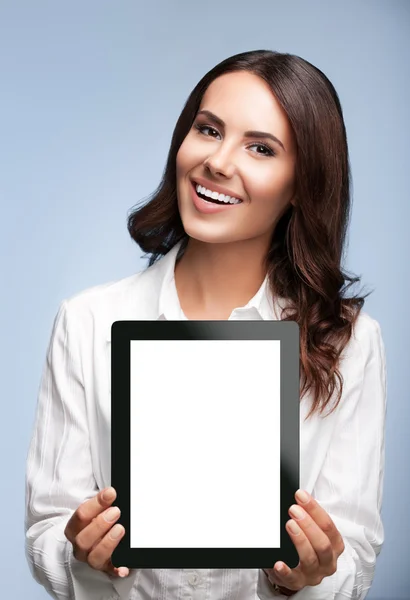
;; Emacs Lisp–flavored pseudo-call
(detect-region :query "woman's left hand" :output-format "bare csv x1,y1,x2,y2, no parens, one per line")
264,490,345,594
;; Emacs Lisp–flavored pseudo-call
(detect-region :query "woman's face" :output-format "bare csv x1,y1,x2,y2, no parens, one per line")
176,71,297,246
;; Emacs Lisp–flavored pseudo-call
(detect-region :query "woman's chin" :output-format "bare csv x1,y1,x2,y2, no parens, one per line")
181,224,243,246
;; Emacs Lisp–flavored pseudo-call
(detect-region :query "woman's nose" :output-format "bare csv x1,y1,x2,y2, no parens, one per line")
203,146,237,179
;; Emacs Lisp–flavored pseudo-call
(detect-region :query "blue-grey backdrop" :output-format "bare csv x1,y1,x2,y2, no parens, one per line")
1,1,408,599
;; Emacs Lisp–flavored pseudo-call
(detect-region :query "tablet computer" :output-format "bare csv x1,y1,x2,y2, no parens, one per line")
111,320,300,569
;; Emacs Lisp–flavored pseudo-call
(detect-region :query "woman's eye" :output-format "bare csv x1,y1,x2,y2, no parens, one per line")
249,143,275,157
194,124,275,156
195,124,221,139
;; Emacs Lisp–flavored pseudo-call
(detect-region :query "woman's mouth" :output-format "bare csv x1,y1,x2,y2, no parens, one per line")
190,181,243,214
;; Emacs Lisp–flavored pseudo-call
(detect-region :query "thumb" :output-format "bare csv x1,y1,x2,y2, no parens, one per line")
105,561,130,578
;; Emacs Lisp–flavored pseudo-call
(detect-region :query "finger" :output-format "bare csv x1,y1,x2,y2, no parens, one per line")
285,517,319,579
105,562,130,578
87,523,126,572
264,567,291,591
65,487,117,542
272,561,302,592
262,563,292,587
295,490,345,556
73,506,122,563
289,504,334,569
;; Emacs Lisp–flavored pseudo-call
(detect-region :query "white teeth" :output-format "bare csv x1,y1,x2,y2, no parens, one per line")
195,183,241,205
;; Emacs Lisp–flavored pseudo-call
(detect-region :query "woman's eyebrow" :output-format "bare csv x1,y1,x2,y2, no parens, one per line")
196,109,286,151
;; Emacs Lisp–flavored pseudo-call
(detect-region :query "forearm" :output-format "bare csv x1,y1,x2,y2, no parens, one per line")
25,301,119,599
25,515,74,600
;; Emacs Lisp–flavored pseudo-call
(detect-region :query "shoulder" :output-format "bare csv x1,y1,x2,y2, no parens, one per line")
65,272,143,309
56,257,168,339
346,310,385,366
352,309,382,338
62,272,145,322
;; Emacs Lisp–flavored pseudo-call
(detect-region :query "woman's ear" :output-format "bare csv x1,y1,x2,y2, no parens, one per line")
288,188,297,207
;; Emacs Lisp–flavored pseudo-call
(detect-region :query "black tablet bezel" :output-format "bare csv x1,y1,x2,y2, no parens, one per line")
111,320,300,569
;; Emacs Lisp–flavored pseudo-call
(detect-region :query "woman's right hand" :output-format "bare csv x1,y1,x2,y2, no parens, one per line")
64,487,129,578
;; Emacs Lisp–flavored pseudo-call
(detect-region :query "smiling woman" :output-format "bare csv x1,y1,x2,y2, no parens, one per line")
175,71,296,248
25,50,387,600
128,50,362,413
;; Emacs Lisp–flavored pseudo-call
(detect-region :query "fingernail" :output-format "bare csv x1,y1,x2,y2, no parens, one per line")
289,504,305,520
118,567,129,577
287,520,301,535
102,487,116,502
110,524,123,539
295,489,310,504
104,507,120,522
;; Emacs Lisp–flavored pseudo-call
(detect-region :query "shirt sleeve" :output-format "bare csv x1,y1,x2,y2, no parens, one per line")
257,316,387,600
25,301,120,600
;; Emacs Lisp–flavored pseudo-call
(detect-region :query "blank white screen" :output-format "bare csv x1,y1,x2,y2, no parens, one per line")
130,339,280,548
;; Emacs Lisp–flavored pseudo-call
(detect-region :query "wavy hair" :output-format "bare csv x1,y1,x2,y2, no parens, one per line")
127,50,371,419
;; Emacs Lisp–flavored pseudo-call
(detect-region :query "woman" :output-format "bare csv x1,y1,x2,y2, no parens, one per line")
25,50,386,600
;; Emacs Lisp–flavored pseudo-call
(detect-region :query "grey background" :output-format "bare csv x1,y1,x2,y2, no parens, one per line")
1,1,408,598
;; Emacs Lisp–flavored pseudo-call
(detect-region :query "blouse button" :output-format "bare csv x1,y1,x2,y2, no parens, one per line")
188,573,200,586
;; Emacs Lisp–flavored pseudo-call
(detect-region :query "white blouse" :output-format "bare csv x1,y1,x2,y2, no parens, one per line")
25,240,387,600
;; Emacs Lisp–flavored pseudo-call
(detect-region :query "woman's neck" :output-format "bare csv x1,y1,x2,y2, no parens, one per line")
174,236,270,320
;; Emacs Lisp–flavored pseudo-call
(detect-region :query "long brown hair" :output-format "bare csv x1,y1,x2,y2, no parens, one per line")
127,50,370,419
